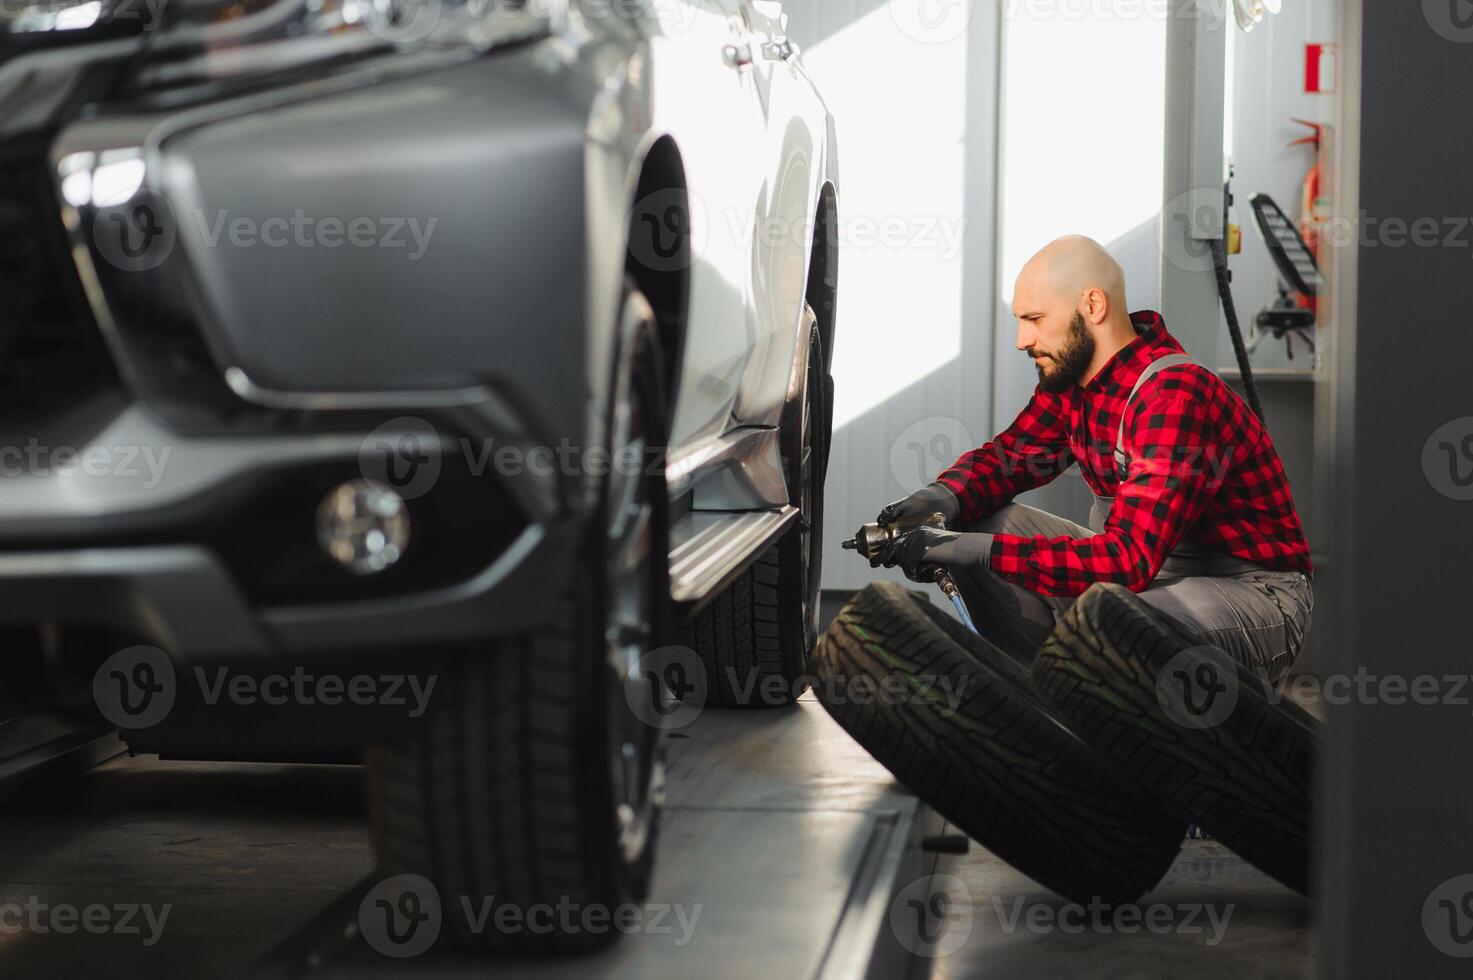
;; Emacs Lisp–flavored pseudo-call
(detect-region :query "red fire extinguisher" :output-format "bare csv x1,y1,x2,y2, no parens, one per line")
1290,118,1327,313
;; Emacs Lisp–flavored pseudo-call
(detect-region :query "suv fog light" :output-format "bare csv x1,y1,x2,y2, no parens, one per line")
316,480,410,574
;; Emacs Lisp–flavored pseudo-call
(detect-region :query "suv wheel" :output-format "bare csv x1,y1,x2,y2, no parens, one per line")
681,306,830,707
364,286,669,953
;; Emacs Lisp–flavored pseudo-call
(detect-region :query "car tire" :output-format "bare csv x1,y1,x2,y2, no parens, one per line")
813,582,1187,905
1030,583,1320,895
680,308,828,708
364,286,670,952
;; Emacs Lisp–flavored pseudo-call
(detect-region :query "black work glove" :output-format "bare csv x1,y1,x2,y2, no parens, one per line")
872,527,995,583
876,482,962,529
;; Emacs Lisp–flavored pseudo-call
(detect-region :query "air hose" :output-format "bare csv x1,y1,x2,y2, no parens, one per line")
1211,186,1266,423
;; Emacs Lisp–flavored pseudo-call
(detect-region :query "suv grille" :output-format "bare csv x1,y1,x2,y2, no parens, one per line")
0,147,118,430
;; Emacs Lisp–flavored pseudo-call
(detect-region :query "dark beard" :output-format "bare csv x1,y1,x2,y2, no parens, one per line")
1035,311,1096,393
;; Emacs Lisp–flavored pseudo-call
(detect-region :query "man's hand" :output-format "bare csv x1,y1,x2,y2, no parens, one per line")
872,526,995,583
877,482,961,529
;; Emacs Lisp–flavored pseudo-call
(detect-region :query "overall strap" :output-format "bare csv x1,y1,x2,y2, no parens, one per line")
1113,353,1204,475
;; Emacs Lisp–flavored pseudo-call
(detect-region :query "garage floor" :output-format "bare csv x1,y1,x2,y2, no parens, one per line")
0,699,1310,979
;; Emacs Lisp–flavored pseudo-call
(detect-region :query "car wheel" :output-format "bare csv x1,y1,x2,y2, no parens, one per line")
681,306,828,707
1031,583,1321,895
813,582,1188,905
363,286,669,953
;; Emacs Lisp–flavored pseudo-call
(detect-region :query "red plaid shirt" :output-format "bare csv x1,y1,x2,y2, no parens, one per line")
935,311,1313,596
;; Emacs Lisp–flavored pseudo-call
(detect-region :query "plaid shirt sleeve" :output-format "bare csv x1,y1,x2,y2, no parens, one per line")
989,369,1239,596
933,386,1074,524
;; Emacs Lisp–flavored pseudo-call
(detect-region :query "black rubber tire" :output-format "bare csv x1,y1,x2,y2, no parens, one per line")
363,294,670,953
680,314,828,707
1030,583,1320,895
813,582,1187,905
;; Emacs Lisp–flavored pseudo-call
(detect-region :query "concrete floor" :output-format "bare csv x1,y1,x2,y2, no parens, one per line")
912,838,1312,979
0,701,1312,979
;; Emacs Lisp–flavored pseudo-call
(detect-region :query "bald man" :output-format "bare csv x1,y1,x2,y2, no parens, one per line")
873,236,1314,683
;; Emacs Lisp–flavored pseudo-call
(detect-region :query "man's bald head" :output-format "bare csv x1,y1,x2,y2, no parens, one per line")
1015,235,1127,321
1011,236,1136,392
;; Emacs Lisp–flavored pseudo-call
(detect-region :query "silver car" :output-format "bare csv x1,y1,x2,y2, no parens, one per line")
0,0,837,951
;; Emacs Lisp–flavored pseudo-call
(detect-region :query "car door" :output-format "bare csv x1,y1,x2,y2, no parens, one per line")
725,0,824,427
647,0,768,454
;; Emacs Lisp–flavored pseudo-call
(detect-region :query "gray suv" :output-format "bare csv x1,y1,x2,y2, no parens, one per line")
0,0,837,952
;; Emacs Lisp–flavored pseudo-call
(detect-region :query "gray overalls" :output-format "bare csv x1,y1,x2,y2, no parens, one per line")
1084,353,1264,580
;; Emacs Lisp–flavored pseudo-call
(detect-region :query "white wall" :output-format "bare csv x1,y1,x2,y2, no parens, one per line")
994,3,1168,524
784,1,1003,592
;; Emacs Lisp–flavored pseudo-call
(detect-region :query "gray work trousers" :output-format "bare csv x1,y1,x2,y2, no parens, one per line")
947,502,1315,684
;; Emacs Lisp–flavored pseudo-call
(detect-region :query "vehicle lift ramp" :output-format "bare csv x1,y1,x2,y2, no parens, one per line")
247,697,946,980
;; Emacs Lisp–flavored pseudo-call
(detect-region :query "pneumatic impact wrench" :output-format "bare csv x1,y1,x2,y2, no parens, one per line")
842,512,982,636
